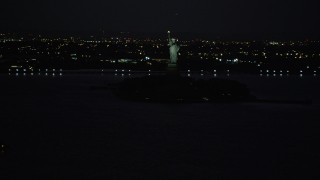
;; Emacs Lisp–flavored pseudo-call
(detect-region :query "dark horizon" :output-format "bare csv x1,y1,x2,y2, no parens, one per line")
1,0,319,40
1,30,320,41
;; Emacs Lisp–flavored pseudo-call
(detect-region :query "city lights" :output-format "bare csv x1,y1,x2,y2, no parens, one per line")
1,33,320,77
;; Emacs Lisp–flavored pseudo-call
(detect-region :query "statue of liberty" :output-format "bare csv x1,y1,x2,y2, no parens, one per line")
168,31,180,64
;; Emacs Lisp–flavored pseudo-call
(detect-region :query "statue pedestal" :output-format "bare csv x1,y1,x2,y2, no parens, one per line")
167,63,177,68
166,63,179,76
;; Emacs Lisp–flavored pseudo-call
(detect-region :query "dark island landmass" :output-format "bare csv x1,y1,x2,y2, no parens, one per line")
112,75,255,103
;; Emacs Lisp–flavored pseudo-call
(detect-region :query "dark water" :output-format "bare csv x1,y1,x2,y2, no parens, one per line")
0,74,319,179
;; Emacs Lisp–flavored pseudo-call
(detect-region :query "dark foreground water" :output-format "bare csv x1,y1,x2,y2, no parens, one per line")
0,74,319,179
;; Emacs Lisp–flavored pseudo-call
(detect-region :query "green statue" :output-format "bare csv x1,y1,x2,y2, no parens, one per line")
168,31,180,64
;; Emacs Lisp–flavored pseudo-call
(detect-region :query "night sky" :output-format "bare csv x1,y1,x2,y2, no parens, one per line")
1,0,319,38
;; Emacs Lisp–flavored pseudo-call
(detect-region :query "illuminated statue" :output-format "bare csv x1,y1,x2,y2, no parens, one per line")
168,31,180,64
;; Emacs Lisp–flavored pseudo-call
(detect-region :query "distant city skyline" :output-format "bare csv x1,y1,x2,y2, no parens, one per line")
1,0,319,39
1,32,320,74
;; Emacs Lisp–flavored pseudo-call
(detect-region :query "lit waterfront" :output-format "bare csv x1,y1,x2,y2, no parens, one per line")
5,68,320,78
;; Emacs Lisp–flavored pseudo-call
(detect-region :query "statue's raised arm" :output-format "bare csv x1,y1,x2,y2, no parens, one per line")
168,31,172,45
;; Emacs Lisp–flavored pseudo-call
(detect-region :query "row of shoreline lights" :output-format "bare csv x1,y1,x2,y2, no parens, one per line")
112,69,318,77
260,70,317,77
114,73,222,77
9,68,63,72
113,69,229,77
113,69,230,73
112,69,230,72
261,70,317,73
9,68,63,76
9,72,63,76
